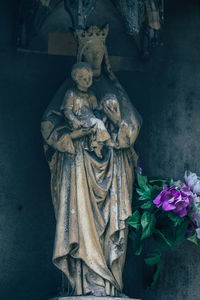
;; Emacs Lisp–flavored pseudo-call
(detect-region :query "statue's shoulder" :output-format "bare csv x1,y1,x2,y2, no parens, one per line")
64,86,77,99
61,87,78,111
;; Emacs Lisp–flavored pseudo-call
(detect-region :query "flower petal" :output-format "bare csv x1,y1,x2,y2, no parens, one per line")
193,182,200,195
196,228,200,239
162,201,176,211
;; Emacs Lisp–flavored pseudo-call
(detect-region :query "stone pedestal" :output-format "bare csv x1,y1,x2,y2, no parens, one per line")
49,297,141,300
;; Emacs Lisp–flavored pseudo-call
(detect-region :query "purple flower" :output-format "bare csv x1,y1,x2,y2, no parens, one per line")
136,159,143,175
153,184,193,217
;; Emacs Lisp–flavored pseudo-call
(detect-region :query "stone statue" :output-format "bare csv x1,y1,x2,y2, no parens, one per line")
41,24,142,297
61,62,117,158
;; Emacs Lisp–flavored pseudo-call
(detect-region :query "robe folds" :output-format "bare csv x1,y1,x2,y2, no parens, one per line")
41,74,140,296
48,140,134,295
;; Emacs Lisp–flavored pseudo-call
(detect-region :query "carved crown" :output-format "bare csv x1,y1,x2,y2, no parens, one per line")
75,24,109,47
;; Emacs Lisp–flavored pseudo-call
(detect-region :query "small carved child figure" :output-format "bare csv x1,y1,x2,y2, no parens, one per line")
61,62,115,158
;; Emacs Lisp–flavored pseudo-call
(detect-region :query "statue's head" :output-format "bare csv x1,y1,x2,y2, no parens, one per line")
75,25,109,77
71,62,93,91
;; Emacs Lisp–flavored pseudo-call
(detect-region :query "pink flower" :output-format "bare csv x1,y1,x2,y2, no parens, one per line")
184,171,200,195
190,195,200,227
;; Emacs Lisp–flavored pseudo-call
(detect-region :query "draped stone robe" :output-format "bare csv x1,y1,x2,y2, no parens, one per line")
41,75,140,296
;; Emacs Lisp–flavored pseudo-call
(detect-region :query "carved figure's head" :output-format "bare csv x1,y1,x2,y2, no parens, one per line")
75,25,109,77
71,62,93,91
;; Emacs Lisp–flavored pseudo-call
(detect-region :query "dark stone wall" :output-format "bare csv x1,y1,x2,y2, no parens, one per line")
1,0,200,299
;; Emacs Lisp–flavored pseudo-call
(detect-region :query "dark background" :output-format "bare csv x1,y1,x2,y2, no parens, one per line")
1,0,200,299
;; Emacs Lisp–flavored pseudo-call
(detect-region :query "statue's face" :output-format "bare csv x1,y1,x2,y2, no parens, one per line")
83,44,105,77
75,68,93,89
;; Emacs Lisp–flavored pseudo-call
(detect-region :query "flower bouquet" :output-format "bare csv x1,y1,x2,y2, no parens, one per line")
127,169,200,286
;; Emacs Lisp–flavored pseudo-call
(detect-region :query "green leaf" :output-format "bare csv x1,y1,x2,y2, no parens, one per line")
175,219,189,242
140,201,154,210
135,243,143,255
136,187,151,201
144,252,161,287
129,231,143,255
187,231,198,246
151,262,161,287
154,229,172,249
139,194,151,201
144,185,152,197
144,251,161,266
132,201,145,210
128,210,140,223
127,210,141,232
168,212,183,227
141,211,151,229
136,170,148,189
149,179,167,187
141,211,156,240
136,188,145,196
151,185,162,192
144,185,152,192
169,178,174,186
151,185,162,199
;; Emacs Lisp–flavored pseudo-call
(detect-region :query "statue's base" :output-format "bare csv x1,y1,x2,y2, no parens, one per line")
49,297,140,300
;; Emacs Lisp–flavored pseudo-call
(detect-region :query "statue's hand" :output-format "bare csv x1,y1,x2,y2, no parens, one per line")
72,118,84,129
117,121,139,148
70,127,93,139
103,99,121,126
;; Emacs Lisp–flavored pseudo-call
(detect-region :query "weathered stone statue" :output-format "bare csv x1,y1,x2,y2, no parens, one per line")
61,62,117,158
41,24,142,298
